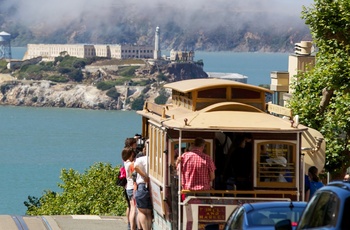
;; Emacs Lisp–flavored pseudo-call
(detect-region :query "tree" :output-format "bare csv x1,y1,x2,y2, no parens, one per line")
154,88,169,105
288,0,350,177
24,163,127,215
106,87,120,100
131,95,145,110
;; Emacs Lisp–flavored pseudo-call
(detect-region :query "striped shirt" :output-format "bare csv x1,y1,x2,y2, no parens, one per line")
180,148,216,190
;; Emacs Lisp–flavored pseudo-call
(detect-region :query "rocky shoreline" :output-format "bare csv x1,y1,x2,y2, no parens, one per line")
0,61,208,110
0,80,118,110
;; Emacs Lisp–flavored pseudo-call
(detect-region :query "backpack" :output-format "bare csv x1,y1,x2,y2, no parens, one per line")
116,166,127,187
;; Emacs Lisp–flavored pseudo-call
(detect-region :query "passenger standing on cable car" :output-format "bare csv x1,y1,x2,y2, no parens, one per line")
123,138,137,230
176,137,216,195
224,134,253,190
306,166,324,201
122,147,137,230
134,145,153,230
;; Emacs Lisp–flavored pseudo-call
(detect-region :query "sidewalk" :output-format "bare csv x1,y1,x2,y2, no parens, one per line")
0,215,128,230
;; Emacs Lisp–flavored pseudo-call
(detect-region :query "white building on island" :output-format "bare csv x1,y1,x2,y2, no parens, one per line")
24,43,154,61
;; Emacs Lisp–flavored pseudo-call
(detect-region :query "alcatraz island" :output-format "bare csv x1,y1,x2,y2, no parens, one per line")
0,27,207,110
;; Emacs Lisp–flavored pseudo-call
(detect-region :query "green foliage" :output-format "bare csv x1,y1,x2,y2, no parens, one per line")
114,78,130,86
96,81,117,91
73,60,87,68
46,75,69,83
131,95,145,110
58,67,73,74
39,61,54,68
137,79,153,86
142,85,151,94
20,63,51,73
24,163,127,216
68,69,83,82
106,87,120,100
118,66,139,77
289,0,350,175
17,64,43,80
154,88,169,105
156,73,167,82
0,60,8,71
54,56,64,65
57,56,86,69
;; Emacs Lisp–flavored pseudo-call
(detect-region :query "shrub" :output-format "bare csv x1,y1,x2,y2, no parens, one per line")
39,62,54,69
57,56,87,69
156,73,168,82
137,79,152,86
58,67,72,74
155,94,168,105
46,75,69,83
154,88,169,105
118,66,139,77
96,81,116,91
20,64,44,73
113,78,129,86
54,56,64,65
73,60,86,69
24,163,127,215
68,69,83,82
106,87,120,100
0,60,8,71
131,95,145,110
142,85,151,94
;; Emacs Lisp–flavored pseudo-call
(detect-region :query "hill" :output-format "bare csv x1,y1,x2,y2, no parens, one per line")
0,1,312,52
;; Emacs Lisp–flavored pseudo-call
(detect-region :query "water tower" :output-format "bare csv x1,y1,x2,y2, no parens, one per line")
0,31,12,59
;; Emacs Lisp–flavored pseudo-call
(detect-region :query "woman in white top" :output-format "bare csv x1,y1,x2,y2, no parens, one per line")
134,147,153,230
122,147,137,230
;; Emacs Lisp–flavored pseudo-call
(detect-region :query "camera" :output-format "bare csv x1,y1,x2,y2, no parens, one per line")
134,133,145,153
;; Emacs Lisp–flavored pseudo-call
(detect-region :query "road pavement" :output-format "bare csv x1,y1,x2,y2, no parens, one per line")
0,215,128,230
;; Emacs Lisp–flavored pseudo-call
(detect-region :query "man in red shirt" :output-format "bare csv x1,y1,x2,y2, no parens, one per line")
177,137,216,191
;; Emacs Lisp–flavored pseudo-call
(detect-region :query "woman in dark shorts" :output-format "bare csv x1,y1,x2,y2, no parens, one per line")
134,148,153,230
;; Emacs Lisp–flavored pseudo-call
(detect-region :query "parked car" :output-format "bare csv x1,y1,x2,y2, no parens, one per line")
275,181,350,230
223,201,307,230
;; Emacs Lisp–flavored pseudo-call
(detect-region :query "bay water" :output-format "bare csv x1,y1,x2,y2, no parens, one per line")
1,48,289,215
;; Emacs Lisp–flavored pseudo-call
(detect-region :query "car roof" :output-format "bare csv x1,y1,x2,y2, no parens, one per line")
327,181,350,190
316,181,350,196
242,201,307,212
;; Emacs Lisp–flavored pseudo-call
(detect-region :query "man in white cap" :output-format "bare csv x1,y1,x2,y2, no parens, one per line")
266,156,289,182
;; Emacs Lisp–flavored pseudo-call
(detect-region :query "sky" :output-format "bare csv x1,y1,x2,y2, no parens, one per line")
0,0,314,33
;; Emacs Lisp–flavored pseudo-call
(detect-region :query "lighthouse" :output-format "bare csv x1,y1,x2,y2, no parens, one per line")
154,26,161,60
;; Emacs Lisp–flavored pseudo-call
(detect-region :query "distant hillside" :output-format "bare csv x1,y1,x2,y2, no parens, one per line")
0,1,312,52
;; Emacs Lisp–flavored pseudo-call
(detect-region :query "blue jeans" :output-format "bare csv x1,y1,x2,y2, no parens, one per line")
126,189,134,201
135,183,153,210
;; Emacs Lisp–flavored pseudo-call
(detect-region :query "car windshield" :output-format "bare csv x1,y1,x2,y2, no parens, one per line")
247,206,305,227
298,192,340,228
